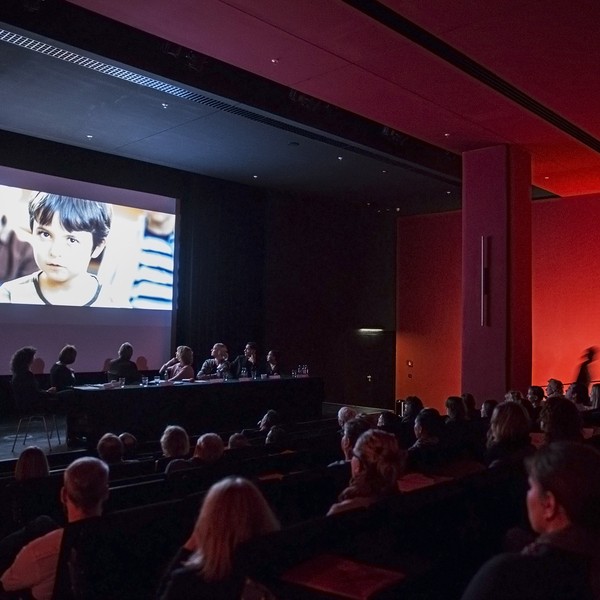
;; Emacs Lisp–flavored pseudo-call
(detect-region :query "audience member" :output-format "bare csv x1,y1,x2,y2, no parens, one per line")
337,406,357,428
196,343,230,380
590,383,600,410
546,378,564,399
407,408,445,473
49,345,77,391
401,396,424,424
10,346,55,413
156,425,190,471
461,442,600,599
328,429,406,515
565,382,591,410
485,402,534,467
462,393,479,420
527,386,545,424
228,433,250,449
0,457,109,600
265,425,287,446
159,345,195,382
338,417,372,463
107,342,141,384
230,342,263,378
166,433,225,474
118,432,138,459
506,389,536,422
540,396,584,444
96,433,125,464
157,476,280,600
377,410,402,436
14,446,49,482
480,399,499,420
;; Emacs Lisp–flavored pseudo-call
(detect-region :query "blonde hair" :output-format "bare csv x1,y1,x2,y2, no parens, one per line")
177,346,193,366
487,401,530,448
160,425,190,457
187,477,279,581
15,446,49,481
340,429,406,501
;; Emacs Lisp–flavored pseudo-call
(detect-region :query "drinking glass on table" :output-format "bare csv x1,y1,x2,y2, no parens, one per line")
141,376,149,386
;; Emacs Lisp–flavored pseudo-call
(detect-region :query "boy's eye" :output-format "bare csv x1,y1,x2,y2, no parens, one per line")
37,230,50,239
67,237,79,245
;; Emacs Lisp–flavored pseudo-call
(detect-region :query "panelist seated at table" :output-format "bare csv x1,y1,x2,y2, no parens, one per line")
265,349,285,377
230,342,265,378
159,346,195,382
107,342,141,384
196,343,231,380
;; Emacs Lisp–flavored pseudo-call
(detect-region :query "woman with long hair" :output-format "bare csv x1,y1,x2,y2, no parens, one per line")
158,477,280,599
14,446,50,481
328,429,406,515
159,346,195,382
9,346,54,412
485,402,534,467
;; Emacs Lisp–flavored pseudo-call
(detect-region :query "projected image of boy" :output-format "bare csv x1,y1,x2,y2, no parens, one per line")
0,193,112,306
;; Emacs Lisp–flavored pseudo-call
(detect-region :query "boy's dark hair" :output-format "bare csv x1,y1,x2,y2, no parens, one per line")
58,344,77,365
29,193,112,251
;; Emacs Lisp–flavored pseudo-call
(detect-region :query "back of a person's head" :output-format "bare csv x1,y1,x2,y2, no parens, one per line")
504,390,524,403
189,476,280,581
10,346,36,375
462,393,476,412
343,417,372,450
96,433,124,464
64,457,109,511
58,344,77,365
526,442,600,531
445,396,467,421
540,396,583,443
118,342,134,360
415,408,443,438
160,425,190,457
351,429,406,497
119,432,138,457
15,446,50,481
228,433,250,449
338,406,357,427
265,425,286,446
259,409,281,430
487,401,531,446
194,433,225,463
403,396,424,421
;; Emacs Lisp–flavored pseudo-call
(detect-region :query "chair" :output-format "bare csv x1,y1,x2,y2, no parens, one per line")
11,413,61,453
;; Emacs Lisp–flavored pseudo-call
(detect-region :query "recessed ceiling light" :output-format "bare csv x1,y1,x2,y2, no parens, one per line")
382,170,387,174
444,133,450,137
161,103,169,109
271,58,279,64
544,176,550,180
253,175,258,179
396,208,400,212
86,134,93,139
366,202,371,206
446,190,452,195
337,156,343,161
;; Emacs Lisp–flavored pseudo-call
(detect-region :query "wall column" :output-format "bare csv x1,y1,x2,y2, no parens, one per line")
461,145,531,401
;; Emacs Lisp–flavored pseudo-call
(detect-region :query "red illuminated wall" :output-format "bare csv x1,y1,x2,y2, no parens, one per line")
396,193,600,410
396,212,462,412
532,194,600,386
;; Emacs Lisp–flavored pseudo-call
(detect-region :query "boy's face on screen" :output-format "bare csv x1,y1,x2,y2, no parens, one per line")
32,213,103,283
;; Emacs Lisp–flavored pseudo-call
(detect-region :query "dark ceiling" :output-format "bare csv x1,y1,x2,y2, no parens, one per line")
3,0,599,212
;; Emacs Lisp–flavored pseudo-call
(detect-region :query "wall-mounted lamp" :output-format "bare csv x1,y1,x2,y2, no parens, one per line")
357,328,384,334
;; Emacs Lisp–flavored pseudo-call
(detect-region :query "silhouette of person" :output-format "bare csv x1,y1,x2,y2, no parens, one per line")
575,346,597,388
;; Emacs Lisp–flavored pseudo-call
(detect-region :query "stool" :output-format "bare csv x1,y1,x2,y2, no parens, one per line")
12,414,61,452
